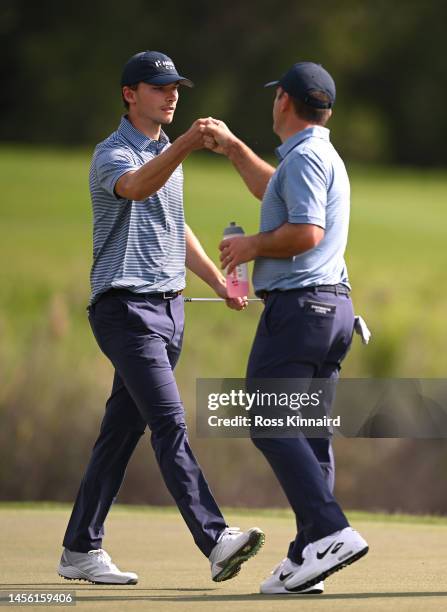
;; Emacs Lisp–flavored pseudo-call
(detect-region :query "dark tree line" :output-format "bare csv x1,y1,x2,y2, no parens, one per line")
1,0,446,164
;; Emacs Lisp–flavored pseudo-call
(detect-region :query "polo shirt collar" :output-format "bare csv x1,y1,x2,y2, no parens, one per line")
118,115,169,151
275,126,330,160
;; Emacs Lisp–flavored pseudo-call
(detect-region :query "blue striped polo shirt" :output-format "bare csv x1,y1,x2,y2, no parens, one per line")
252,126,351,294
89,116,186,304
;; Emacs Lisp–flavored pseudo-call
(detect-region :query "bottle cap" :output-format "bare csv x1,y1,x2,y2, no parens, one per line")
223,221,244,236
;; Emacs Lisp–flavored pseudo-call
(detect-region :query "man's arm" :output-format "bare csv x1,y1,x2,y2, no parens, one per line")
115,119,209,201
219,222,324,274
185,225,247,310
203,120,275,200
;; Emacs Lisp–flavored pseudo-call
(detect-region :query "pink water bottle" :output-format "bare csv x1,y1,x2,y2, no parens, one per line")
223,221,250,298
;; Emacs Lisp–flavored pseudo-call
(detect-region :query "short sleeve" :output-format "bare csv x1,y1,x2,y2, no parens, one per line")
280,152,327,229
94,147,139,199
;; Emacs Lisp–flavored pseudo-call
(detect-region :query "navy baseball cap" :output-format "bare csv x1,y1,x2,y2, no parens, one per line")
265,62,335,108
121,51,194,88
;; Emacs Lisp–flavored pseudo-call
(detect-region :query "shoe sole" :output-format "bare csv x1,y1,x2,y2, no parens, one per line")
261,586,324,595
58,567,137,585
286,545,368,592
295,586,323,595
213,529,265,583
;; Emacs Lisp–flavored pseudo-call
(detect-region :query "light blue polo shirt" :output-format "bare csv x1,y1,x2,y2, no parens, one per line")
89,116,186,304
252,126,351,294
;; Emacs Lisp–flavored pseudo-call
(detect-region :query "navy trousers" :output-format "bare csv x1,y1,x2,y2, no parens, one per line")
247,288,354,562
63,291,226,557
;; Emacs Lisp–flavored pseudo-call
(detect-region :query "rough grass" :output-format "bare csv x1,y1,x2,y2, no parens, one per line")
1,146,447,379
1,146,447,511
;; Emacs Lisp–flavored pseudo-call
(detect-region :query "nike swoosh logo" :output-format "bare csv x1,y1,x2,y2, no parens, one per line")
316,540,344,560
279,571,293,581
332,542,344,554
316,543,334,559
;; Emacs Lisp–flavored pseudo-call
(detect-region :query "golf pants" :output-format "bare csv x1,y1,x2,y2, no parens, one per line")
62,290,227,557
247,287,355,562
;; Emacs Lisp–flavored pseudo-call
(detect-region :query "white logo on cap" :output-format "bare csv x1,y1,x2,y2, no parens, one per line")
154,60,175,70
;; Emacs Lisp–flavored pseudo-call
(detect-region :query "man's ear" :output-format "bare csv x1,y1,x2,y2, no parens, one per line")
280,91,293,112
122,86,137,106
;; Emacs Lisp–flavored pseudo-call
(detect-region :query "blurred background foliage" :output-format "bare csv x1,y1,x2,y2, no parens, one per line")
1,0,447,513
1,0,447,164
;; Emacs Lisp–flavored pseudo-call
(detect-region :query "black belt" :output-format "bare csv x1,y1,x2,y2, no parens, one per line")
258,284,350,301
101,288,183,301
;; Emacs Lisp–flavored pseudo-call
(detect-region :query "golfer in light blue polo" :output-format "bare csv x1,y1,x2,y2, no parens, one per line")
203,61,369,595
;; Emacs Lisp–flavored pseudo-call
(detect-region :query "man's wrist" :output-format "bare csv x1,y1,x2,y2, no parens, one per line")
225,136,245,160
209,274,226,294
173,132,194,156
249,233,262,258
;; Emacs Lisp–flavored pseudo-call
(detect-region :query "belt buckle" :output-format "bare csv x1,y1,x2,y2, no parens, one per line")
162,291,175,300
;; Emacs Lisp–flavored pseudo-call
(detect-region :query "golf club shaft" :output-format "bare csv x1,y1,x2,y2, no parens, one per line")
184,297,262,302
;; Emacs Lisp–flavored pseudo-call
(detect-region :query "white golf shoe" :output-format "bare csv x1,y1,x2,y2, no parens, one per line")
209,527,265,582
284,527,368,592
260,557,324,594
58,548,138,585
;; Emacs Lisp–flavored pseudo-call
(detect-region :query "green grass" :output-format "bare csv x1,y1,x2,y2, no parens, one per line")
2,502,447,525
1,145,447,379
0,505,446,611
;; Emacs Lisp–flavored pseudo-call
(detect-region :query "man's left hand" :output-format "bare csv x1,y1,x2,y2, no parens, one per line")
213,278,248,311
219,236,258,274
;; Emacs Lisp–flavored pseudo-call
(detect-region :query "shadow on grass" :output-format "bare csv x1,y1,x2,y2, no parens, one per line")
1,586,447,602
0,584,215,592
81,592,447,602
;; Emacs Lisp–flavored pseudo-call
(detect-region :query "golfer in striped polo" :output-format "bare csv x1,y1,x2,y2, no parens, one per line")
57,51,264,585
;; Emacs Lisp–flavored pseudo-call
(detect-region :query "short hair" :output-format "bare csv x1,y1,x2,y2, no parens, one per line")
290,90,332,126
122,84,138,110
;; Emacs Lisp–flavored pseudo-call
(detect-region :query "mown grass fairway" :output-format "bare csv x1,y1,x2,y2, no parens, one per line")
0,505,446,611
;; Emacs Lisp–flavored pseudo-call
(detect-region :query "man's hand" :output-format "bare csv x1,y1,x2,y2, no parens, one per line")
178,118,214,152
202,118,238,156
219,235,259,274
213,276,248,311
185,224,247,311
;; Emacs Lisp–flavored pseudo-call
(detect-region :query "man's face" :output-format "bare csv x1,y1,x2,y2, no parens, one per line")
124,82,180,125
